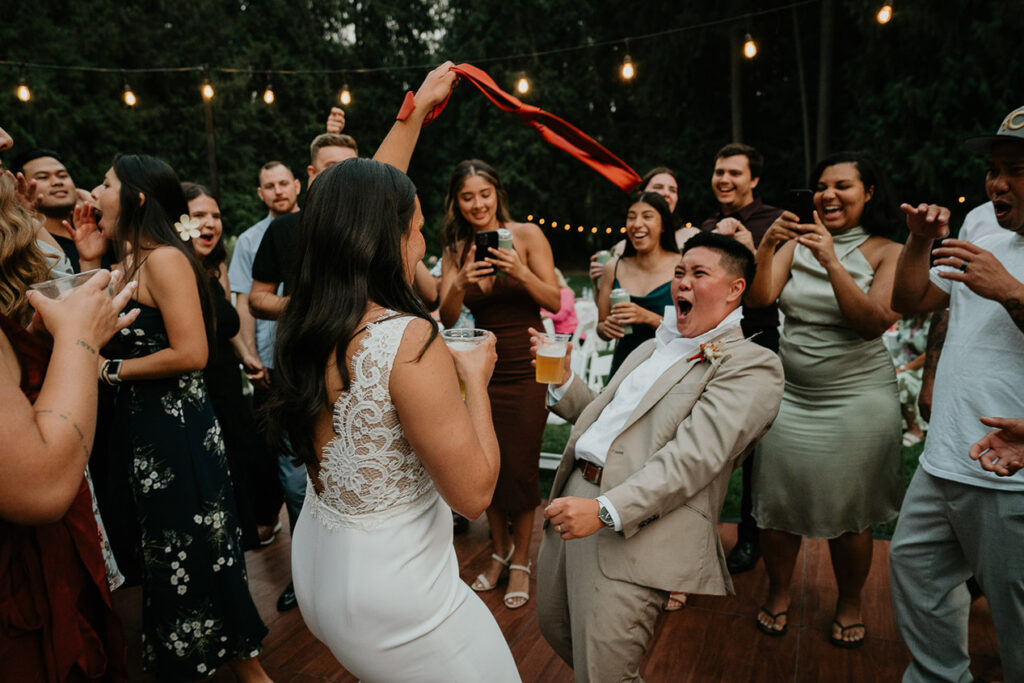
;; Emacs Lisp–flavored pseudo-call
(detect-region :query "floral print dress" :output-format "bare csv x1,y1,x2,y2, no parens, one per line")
105,302,267,680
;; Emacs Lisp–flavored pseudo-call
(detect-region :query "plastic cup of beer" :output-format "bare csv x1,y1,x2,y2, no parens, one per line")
28,268,108,300
441,328,489,399
535,333,571,384
609,287,633,334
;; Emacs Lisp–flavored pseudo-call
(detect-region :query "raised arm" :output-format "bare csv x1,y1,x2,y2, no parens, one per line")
745,212,801,308
0,271,138,524
390,319,500,519
372,62,457,173
891,203,953,314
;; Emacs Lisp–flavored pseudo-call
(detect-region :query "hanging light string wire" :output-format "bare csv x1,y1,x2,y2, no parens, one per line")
0,0,817,78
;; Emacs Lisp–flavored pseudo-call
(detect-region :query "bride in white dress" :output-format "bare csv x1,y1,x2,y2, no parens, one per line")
262,64,521,683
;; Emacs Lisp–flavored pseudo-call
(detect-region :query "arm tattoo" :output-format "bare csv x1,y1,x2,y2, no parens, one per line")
75,339,98,355
35,409,91,457
1003,297,1024,335
922,309,948,373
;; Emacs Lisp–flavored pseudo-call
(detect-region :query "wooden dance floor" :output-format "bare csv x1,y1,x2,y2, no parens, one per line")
114,510,1004,682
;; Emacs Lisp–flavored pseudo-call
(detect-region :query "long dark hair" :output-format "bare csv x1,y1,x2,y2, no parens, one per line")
622,191,680,257
440,159,511,263
811,152,901,237
264,158,438,467
111,154,215,343
181,182,227,279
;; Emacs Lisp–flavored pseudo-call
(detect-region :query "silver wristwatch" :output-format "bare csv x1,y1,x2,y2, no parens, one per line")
597,502,615,528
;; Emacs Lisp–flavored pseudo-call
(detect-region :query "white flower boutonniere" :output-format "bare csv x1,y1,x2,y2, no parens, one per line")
174,214,201,242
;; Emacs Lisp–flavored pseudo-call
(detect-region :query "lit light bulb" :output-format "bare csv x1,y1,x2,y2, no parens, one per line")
605,227,613,234
123,85,137,107
16,83,31,102
552,221,558,228
577,226,584,233
263,85,275,104
743,34,758,59
958,196,966,204
516,76,530,95
621,55,635,80
538,218,545,225
876,4,893,24
620,227,627,233
339,86,352,106
202,82,215,100
590,227,598,234
526,214,534,221
564,225,570,231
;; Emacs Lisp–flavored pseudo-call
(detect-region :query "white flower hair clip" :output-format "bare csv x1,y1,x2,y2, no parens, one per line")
174,214,201,242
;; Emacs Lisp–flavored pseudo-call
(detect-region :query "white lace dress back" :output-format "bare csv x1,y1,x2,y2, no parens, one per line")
308,314,436,530
290,312,520,683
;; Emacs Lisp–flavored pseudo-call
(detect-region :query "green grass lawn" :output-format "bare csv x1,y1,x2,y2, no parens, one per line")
539,422,926,540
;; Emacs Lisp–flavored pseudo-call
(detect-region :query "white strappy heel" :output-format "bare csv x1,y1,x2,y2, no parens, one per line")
471,545,515,592
503,561,532,609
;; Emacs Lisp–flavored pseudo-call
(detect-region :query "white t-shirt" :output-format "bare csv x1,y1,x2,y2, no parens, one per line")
920,229,1024,491
959,202,1003,244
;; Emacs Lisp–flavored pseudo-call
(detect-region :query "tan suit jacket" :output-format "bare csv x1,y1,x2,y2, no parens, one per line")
549,326,783,596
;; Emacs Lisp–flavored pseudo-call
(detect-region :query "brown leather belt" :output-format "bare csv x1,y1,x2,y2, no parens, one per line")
575,459,604,486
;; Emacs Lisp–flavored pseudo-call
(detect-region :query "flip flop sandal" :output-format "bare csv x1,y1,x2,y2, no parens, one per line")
829,620,866,649
756,606,789,636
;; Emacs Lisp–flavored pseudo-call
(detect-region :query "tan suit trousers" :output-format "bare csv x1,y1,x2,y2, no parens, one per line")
536,470,668,683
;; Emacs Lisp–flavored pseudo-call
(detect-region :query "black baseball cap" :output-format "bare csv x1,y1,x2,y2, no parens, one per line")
965,106,1024,154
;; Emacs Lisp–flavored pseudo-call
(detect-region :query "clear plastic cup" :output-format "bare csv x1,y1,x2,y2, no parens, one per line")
28,268,108,300
535,333,571,384
441,328,489,399
609,288,633,334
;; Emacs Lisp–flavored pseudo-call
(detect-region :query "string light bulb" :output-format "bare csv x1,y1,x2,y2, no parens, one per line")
743,33,758,59
201,78,214,100
16,81,31,102
876,4,893,24
123,82,137,107
958,196,966,204
339,84,352,106
516,75,530,95
263,83,275,105
621,54,636,80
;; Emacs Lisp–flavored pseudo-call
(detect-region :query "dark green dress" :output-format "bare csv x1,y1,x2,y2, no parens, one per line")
105,302,266,680
609,261,673,378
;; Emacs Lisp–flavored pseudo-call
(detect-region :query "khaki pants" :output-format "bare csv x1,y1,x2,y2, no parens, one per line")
536,470,667,683
890,468,1024,683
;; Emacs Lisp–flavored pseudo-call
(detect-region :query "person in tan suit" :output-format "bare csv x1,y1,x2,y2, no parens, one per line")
533,231,784,682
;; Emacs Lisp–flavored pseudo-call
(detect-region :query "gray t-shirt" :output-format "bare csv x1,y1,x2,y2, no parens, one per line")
227,214,282,368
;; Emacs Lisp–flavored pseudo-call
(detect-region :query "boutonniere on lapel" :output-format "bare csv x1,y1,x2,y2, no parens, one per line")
687,341,726,363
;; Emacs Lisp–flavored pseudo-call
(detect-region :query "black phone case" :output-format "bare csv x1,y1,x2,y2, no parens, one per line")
783,190,815,224
474,231,499,273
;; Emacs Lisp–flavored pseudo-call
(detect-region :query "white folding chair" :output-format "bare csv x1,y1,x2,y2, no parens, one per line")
587,353,614,392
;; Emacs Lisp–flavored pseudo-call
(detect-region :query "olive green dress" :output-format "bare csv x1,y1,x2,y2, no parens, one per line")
752,227,902,538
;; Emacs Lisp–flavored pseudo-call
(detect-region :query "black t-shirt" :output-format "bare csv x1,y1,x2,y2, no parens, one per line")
251,212,301,295
52,232,116,273
700,198,783,336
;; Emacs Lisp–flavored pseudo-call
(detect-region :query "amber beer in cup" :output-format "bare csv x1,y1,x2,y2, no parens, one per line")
609,287,633,334
535,333,570,384
441,328,489,399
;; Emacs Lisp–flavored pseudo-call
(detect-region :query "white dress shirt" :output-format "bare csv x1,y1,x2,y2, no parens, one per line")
550,306,745,530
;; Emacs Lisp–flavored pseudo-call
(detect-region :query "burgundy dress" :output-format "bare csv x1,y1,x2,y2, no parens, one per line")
463,275,548,514
0,314,127,682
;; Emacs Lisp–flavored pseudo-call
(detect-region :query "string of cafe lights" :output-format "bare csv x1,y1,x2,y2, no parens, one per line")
525,214,697,236
5,1,896,107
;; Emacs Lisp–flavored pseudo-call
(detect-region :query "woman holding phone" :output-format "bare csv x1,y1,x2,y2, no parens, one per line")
438,159,560,610
746,152,903,648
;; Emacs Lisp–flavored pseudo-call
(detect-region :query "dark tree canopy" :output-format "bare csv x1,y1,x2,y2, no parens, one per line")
3,0,1022,267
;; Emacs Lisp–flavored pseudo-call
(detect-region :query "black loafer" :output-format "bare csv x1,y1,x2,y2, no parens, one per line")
726,539,761,574
276,581,298,612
